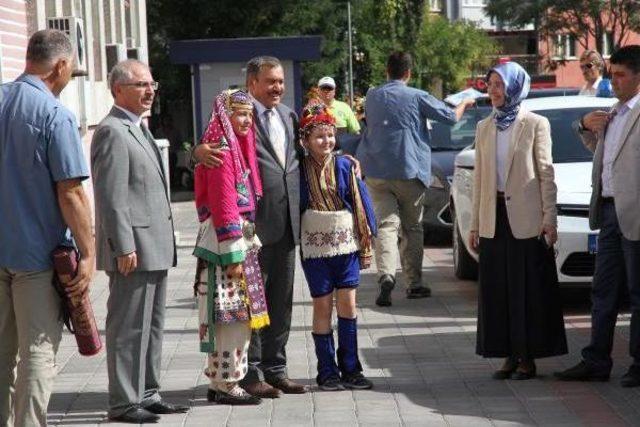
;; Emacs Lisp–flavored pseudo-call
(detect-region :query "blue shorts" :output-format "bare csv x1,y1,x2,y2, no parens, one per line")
301,252,360,298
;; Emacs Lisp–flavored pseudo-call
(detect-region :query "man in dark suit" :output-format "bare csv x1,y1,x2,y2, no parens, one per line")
92,59,189,423
194,56,307,397
555,45,640,388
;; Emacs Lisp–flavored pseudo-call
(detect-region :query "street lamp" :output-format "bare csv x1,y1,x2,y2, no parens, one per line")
347,0,354,107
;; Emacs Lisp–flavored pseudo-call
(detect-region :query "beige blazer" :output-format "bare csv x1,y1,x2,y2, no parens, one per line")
471,109,557,239
580,99,640,240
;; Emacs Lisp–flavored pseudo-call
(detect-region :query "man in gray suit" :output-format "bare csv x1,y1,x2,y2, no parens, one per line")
92,59,188,423
194,56,307,397
556,45,640,388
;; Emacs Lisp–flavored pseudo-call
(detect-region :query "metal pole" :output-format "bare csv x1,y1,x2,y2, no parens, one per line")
347,1,354,108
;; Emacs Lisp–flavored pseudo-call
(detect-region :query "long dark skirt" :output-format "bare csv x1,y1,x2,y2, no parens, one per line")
476,199,568,359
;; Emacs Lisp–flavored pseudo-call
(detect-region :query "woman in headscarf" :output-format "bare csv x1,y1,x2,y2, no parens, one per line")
469,62,567,380
193,90,270,404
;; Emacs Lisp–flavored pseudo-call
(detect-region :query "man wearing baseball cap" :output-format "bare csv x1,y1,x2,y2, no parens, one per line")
317,76,360,134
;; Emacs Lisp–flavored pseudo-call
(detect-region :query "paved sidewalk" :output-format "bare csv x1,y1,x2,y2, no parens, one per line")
47,200,640,426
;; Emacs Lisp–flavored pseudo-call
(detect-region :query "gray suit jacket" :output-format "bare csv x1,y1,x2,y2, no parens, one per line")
579,100,640,240
91,107,176,271
253,102,301,246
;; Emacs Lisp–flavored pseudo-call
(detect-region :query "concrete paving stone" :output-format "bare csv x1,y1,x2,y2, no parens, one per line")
443,414,494,426
491,420,537,427
404,421,447,427
358,422,402,427
226,420,269,427
44,199,640,426
315,421,358,427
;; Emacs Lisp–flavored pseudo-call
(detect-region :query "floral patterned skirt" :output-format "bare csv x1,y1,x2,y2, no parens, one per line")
197,264,251,384
204,321,251,384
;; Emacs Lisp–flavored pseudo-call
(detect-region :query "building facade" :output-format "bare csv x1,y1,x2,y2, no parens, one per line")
1,0,148,143
441,0,640,88
1,0,149,206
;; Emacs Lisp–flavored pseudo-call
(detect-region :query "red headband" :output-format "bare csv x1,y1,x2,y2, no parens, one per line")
299,103,336,137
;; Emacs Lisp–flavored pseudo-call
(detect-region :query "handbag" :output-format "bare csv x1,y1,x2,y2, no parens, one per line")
51,246,102,356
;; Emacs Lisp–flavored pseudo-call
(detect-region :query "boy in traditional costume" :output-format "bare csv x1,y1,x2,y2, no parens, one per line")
299,103,377,391
193,90,269,405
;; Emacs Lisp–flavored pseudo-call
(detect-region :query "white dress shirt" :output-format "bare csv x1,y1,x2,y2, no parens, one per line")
264,108,287,166
601,92,640,197
579,76,602,96
496,125,514,192
114,105,142,126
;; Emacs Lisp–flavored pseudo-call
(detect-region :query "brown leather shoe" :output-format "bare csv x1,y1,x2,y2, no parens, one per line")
267,378,309,394
242,381,282,398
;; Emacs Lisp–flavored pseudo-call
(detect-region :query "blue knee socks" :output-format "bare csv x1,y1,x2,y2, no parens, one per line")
337,316,362,376
312,331,339,383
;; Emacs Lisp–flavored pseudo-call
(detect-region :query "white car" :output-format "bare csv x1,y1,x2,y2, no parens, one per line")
450,96,617,285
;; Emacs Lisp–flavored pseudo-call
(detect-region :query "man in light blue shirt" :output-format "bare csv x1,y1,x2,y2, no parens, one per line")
357,51,473,306
0,29,94,426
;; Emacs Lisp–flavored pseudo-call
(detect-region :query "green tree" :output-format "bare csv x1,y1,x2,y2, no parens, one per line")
413,15,498,94
485,0,640,53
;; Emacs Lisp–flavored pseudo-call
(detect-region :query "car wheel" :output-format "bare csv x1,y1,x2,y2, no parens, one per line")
453,215,478,280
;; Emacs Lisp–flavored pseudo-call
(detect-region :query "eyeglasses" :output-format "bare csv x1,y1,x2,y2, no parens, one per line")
121,81,159,90
319,86,335,91
579,62,596,71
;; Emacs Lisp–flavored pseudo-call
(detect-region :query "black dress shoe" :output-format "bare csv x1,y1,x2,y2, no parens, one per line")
492,358,517,380
145,400,189,414
554,361,610,382
207,388,262,405
375,274,395,307
621,366,640,388
406,286,431,299
511,360,536,381
511,366,537,381
108,407,160,424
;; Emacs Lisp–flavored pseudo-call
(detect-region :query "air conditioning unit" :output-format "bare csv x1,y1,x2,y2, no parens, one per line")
105,44,127,75
47,17,87,75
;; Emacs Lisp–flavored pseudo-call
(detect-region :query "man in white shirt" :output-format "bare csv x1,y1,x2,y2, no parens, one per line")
578,50,605,96
556,45,640,388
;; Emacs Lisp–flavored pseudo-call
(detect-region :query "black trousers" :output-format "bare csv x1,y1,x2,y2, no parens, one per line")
241,226,296,384
582,200,640,372
476,199,567,359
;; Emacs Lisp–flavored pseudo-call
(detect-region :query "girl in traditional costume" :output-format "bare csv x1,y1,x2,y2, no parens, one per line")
299,103,377,391
193,90,269,405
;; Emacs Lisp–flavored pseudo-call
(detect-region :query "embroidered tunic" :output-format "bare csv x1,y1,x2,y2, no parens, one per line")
300,154,376,265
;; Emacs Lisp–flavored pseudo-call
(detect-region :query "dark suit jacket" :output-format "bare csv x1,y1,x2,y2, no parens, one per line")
252,102,301,246
91,107,176,271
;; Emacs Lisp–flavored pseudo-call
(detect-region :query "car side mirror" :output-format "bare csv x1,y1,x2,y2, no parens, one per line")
454,149,475,170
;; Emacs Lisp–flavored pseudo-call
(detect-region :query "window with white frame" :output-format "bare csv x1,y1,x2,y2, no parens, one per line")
554,34,577,59
602,31,614,57
463,0,486,5
429,0,443,11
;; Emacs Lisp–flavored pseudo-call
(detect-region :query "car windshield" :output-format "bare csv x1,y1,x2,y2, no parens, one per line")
534,108,596,163
429,106,601,163
429,107,491,151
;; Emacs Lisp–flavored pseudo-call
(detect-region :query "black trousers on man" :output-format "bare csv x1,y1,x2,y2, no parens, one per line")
241,226,296,384
582,200,640,372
